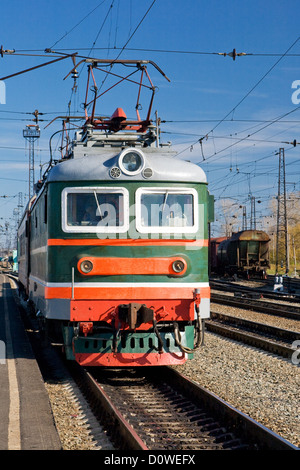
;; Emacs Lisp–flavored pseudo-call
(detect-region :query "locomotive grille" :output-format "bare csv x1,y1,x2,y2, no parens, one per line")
73,326,194,355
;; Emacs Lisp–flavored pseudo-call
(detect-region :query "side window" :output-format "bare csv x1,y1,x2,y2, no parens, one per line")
62,187,129,233
136,188,198,234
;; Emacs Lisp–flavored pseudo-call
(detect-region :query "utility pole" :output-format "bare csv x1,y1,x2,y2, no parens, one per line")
23,110,40,200
276,148,289,274
241,205,247,230
250,196,256,230
17,192,23,224
292,236,297,277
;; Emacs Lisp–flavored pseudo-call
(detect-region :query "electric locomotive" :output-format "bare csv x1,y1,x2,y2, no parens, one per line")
17,59,214,367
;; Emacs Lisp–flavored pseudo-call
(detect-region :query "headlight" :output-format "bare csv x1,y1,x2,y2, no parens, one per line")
80,260,93,273
119,149,145,175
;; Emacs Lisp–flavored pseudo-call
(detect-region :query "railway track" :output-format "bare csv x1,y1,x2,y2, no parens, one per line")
210,281,300,359
206,312,300,360
211,291,300,320
71,364,298,451
6,273,299,451
210,278,300,304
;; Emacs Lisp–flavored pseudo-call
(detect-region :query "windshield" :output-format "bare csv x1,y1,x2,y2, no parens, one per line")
62,187,128,233
136,188,198,234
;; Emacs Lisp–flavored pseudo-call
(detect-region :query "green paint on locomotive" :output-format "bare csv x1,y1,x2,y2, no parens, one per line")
23,174,211,362
45,180,210,283
63,325,195,360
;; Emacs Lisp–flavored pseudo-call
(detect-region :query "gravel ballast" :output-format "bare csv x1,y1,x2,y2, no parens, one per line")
45,330,299,449
45,379,115,450
176,330,300,447
43,298,300,450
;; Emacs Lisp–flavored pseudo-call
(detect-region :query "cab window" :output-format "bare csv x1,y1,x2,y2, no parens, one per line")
62,187,129,233
136,188,198,234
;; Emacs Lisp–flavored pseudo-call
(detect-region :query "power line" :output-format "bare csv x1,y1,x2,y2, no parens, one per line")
206,145,299,199
49,0,108,49
197,105,300,163
11,47,300,57
0,177,27,182
0,145,47,151
0,109,71,115
75,0,158,113
175,36,300,159
170,105,300,166
163,130,298,146
110,0,157,62
163,119,300,124
86,1,115,58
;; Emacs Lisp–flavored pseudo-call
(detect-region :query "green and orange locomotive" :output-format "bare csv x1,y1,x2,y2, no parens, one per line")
18,59,214,367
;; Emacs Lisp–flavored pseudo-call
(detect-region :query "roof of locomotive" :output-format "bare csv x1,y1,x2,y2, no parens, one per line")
47,146,207,184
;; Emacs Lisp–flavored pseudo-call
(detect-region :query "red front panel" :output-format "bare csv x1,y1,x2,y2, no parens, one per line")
75,352,188,367
70,298,195,328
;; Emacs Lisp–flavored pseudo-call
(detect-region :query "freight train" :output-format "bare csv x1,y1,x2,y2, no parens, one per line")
17,59,214,367
210,230,270,279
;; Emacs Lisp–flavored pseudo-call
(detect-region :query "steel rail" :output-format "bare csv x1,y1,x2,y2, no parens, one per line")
206,318,298,359
210,311,300,341
72,364,299,451
164,367,299,451
210,279,300,303
73,365,148,450
211,292,300,320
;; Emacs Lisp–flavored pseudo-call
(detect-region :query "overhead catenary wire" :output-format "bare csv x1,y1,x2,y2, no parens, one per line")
86,1,115,58
208,145,299,207
9,46,300,58
163,130,299,146
175,35,300,160
169,104,300,166
62,0,157,116
200,106,300,163
1,9,299,226
93,0,158,94
48,0,108,50
111,0,157,62
61,1,117,131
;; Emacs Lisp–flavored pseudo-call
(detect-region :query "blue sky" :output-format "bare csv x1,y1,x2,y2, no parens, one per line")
0,0,300,244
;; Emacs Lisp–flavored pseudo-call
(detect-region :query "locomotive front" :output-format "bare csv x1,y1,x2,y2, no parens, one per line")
43,135,213,367
18,59,213,367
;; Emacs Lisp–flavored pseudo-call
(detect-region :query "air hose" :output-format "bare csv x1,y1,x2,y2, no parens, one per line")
174,305,204,354
153,319,164,353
